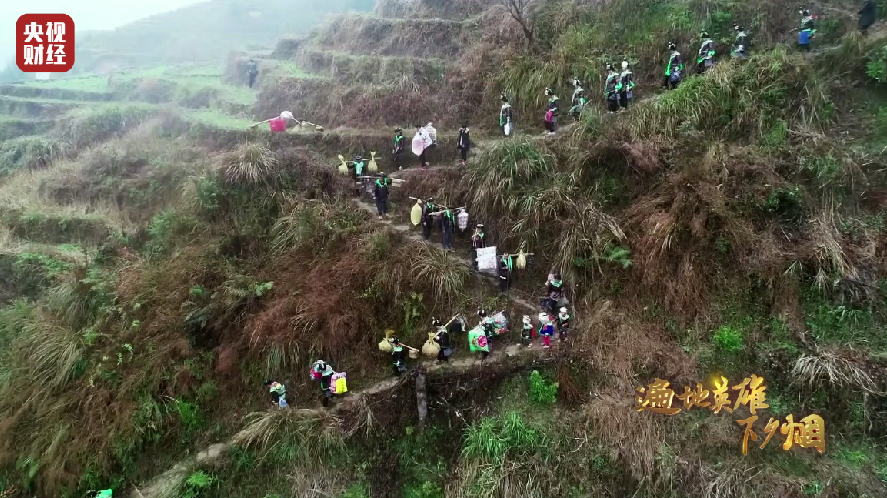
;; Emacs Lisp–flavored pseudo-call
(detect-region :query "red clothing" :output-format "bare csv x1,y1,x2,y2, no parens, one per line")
269,117,286,132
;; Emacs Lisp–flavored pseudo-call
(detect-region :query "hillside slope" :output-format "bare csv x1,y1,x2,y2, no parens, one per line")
0,0,886,498
73,0,375,73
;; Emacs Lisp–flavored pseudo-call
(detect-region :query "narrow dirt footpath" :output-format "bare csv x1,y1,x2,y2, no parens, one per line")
130,195,555,498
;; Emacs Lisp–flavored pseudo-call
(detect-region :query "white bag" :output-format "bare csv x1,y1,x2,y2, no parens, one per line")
504,122,512,136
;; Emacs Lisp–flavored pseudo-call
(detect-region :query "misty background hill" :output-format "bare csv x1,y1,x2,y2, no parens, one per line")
2,0,375,78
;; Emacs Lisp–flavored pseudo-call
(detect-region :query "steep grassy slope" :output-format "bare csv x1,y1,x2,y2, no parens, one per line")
1,0,887,498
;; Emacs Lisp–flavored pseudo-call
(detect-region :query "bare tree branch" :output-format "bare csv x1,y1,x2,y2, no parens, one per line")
500,0,536,47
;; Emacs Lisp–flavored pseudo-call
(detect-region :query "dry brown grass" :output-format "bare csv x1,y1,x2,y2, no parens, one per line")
297,49,447,86
254,77,456,128
792,349,883,395
374,0,488,19
313,14,468,58
624,144,758,314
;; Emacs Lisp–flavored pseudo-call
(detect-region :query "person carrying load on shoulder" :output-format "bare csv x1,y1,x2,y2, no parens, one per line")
434,324,452,363
441,207,455,250
543,87,560,135
569,78,587,120
414,124,431,169
389,337,408,377
374,172,391,221
697,31,715,73
799,9,816,51
351,155,366,197
604,63,619,113
500,94,514,136
421,197,437,240
732,24,749,58
310,360,336,407
392,128,405,170
266,380,288,407
663,42,684,90
618,61,635,111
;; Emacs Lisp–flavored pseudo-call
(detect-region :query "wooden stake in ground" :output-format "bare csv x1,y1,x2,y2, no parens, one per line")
416,369,427,432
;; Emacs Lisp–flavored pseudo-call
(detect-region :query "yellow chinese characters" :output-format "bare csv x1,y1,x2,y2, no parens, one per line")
634,375,825,455
636,378,681,415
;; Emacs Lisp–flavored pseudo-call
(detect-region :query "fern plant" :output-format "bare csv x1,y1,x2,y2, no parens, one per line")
597,243,632,269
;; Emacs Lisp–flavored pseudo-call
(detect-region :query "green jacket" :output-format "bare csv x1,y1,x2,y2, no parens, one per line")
665,51,684,76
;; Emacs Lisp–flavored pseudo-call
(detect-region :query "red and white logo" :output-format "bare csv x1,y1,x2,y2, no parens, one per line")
16,14,75,73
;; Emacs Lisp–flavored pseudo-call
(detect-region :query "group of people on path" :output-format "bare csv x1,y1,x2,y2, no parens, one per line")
391,123,473,170
265,359,342,410
390,271,571,374
497,6,879,127
413,197,470,250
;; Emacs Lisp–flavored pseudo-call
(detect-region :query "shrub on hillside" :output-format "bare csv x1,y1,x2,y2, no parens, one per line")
0,137,69,174
58,106,155,149
626,49,831,141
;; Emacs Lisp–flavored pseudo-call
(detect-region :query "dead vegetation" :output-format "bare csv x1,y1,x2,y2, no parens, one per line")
2,2,887,498
374,0,488,19
297,49,447,85
254,77,447,127
313,15,469,58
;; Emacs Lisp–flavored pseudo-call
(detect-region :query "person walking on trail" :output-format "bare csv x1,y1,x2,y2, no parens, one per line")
392,128,405,170
859,1,876,34
697,31,715,73
457,124,471,166
374,173,392,220
569,78,587,120
351,155,366,197
732,25,749,58
799,9,816,51
469,323,490,360
605,64,620,113
556,307,571,342
413,124,432,168
521,315,534,347
310,360,336,407
538,312,555,349
421,198,437,240
618,61,635,110
434,325,452,363
247,59,258,88
498,253,513,293
441,208,455,250
266,380,288,407
389,336,408,376
544,87,560,135
543,272,566,314
424,122,438,166
500,95,514,136
471,224,485,269
663,43,684,90
478,309,496,340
